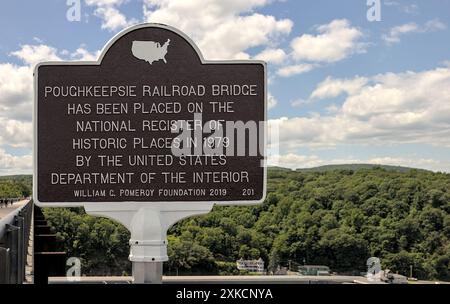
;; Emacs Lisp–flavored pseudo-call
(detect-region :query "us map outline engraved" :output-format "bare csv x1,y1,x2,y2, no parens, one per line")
131,39,171,64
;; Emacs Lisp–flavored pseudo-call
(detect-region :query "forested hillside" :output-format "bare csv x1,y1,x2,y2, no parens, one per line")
40,167,450,280
0,175,32,198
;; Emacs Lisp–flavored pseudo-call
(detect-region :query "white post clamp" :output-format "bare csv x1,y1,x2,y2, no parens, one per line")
128,207,169,262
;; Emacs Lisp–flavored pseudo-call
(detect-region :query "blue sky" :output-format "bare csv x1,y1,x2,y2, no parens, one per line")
1,0,450,173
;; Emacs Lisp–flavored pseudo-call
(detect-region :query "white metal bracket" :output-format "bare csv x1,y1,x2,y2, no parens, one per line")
84,202,214,263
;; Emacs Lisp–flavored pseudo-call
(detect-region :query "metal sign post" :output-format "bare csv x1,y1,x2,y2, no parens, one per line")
132,262,162,284
34,23,266,283
84,202,214,283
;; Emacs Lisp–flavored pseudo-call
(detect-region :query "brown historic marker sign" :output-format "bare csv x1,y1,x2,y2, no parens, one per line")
34,24,266,206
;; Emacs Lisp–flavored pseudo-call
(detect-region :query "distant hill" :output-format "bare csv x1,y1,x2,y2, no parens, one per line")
269,164,429,173
0,175,32,181
294,164,429,173
267,166,293,172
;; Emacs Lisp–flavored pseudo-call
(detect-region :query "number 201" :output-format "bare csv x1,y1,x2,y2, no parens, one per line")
242,189,254,196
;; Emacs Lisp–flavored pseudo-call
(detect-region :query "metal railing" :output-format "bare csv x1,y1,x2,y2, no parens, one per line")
0,200,33,284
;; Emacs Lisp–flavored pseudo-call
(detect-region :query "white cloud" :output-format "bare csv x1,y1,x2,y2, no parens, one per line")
442,60,450,68
382,23,419,44
0,149,32,175
85,0,137,31
32,37,44,44
310,76,369,100
86,0,125,4
384,1,420,15
276,63,316,77
10,43,100,67
70,47,101,61
0,119,32,148
95,6,133,31
276,19,366,78
288,76,369,108
143,0,293,60
384,1,399,6
403,4,419,15
268,153,322,169
290,19,366,63
383,19,447,45
424,19,447,31
268,93,278,109
272,65,450,149
0,64,33,118
290,99,309,108
10,44,61,67
254,48,287,65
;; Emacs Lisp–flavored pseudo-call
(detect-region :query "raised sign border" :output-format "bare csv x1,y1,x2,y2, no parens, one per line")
33,23,267,207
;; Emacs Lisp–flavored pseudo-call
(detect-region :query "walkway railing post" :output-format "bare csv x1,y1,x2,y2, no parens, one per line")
0,247,10,284
14,215,25,283
6,224,20,284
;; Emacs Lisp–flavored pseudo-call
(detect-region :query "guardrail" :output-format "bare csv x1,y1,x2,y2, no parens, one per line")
0,200,33,284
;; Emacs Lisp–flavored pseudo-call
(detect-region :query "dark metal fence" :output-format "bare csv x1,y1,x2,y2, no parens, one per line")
33,205,66,284
0,200,33,284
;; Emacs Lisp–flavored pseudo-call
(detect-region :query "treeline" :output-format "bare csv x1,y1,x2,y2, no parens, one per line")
0,175,32,198
42,167,450,280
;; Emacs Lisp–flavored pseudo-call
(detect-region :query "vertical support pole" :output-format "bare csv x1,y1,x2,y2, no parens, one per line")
20,209,28,280
132,262,163,284
6,224,19,284
15,215,25,284
0,247,10,284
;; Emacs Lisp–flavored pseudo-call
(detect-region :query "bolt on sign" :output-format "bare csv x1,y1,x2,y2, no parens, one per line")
34,24,267,206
